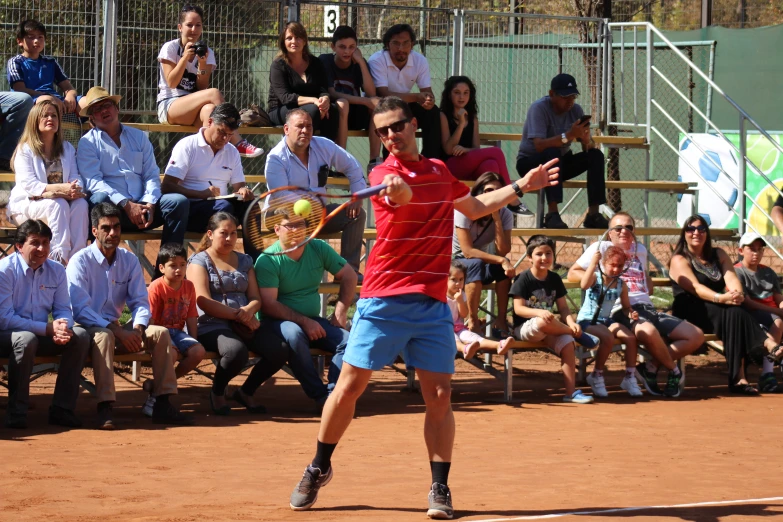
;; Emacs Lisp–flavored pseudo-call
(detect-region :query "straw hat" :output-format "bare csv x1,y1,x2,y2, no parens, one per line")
80,86,122,115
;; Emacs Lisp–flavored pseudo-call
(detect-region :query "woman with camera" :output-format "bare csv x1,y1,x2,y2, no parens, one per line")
156,4,262,157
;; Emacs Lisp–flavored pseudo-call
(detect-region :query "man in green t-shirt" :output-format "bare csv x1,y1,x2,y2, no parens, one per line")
255,210,358,406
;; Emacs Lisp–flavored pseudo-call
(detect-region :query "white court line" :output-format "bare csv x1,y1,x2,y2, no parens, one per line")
467,496,783,522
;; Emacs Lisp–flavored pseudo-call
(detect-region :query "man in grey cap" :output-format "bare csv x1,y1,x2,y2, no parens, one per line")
515,73,608,229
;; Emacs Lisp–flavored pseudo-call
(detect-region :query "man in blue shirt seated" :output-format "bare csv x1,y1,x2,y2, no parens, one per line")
264,109,367,278
66,203,192,429
76,87,188,246
0,219,89,429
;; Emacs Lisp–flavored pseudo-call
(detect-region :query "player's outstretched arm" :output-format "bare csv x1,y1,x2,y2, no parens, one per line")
456,158,560,221
379,174,412,206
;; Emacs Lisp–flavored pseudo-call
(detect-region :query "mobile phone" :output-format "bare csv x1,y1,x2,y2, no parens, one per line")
578,115,592,124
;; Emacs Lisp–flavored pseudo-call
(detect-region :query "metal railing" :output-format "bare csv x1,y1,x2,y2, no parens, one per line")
608,21,783,262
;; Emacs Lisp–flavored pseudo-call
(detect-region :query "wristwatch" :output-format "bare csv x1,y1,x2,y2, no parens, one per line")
561,132,569,144
512,180,525,198
198,69,208,75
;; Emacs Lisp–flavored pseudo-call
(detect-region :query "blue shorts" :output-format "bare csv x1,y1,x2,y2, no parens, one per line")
168,328,200,355
343,294,457,374
578,318,615,331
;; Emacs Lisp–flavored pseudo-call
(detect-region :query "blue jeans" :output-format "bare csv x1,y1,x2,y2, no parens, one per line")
89,192,189,245
0,92,33,160
262,317,348,401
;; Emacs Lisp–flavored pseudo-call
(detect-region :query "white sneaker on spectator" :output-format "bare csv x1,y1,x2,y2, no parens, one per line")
586,373,608,398
142,394,156,417
235,139,264,158
621,376,643,397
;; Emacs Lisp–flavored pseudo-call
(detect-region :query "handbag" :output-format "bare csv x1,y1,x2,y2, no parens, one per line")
203,252,256,342
239,103,272,127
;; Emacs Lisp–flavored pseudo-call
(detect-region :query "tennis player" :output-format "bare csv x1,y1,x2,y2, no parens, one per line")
289,96,559,519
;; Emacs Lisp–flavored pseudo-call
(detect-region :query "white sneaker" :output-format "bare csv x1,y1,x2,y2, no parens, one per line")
142,394,156,417
563,390,594,404
621,376,643,397
586,373,608,398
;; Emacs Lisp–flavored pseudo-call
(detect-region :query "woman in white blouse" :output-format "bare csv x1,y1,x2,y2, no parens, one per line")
9,99,88,263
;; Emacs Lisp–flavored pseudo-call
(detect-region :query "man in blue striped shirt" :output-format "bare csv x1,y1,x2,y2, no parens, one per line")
0,219,89,429
66,203,192,429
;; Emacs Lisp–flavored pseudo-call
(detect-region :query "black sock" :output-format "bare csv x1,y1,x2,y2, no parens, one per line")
430,461,451,486
155,394,170,405
312,440,337,472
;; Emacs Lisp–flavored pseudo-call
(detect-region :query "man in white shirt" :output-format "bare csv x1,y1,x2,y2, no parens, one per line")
161,103,254,233
367,24,441,160
264,109,367,276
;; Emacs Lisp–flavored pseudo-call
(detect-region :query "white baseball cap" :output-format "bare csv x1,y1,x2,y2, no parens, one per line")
739,231,766,248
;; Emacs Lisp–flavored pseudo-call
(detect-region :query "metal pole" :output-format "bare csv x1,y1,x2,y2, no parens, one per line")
101,0,116,91
701,0,712,28
288,0,299,23
644,24,653,256
705,41,716,133
738,115,747,234
451,10,462,77
93,0,101,84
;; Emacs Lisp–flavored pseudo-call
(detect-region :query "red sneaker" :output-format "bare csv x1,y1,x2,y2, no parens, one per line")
235,139,264,158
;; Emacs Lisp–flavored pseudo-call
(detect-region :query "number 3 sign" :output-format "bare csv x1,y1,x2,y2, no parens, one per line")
324,5,339,37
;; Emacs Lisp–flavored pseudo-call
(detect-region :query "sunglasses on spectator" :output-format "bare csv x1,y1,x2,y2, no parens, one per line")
685,225,708,233
280,221,306,231
610,224,634,232
375,118,410,138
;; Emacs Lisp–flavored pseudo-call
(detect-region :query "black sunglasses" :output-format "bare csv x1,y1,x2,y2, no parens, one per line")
610,224,634,232
685,225,708,233
375,118,410,138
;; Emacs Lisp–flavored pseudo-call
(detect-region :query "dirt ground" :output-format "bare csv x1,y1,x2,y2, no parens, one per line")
2,351,782,522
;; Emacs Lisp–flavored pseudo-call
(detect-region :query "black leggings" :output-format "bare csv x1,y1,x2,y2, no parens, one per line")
199,327,289,395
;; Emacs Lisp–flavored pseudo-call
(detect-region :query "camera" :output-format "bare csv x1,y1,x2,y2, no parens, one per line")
193,40,208,58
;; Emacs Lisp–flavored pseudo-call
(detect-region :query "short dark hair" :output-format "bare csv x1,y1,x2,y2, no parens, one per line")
285,108,311,124
16,219,52,246
526,234,555,257
331,25,357,45
382,24,416,50
17,20,46,40
91,202,122,228
373,96,413,120
450,259,467,277
180,4,204,23
156,242,188,267
209,103,241,130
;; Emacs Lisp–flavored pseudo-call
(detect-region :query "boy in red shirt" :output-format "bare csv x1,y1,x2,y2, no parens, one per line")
143,243,206,415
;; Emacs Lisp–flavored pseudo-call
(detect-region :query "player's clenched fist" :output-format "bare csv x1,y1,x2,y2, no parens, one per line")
379,174,412,205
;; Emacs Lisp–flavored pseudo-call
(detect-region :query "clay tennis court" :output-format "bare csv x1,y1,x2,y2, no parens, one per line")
2,351,782,522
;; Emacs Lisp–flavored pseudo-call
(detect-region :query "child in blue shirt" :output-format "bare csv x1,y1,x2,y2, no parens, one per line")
576,245,642,398
7,20,81,114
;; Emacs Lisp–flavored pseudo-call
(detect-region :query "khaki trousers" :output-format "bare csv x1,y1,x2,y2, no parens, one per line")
86,324,177,403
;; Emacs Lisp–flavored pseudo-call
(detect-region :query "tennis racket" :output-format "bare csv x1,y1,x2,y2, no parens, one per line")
61,112,83,150
590,225,638,325
241,184,386,259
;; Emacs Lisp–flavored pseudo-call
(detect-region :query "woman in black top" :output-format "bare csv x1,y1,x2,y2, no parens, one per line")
439,75,528,214
670,215,782,394
268,22,344,143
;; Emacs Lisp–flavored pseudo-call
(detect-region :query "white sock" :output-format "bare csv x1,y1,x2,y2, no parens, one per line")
625,367,635,378
671,365,682,376
763,358,774,374
592,369,603,377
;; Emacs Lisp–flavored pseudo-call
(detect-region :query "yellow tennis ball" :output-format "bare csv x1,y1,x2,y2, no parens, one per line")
293,198,312,218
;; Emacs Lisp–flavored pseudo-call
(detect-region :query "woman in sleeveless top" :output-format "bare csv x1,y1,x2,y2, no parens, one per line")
669,215,781,394
186,211,289,414
439,76,529,215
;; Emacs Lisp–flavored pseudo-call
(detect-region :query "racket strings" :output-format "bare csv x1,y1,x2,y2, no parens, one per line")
261,190,325,252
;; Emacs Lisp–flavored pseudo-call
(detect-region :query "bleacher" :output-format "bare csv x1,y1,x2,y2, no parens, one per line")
0,122,738,402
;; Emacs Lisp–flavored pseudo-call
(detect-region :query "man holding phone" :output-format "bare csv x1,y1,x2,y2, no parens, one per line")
515,74,608,229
